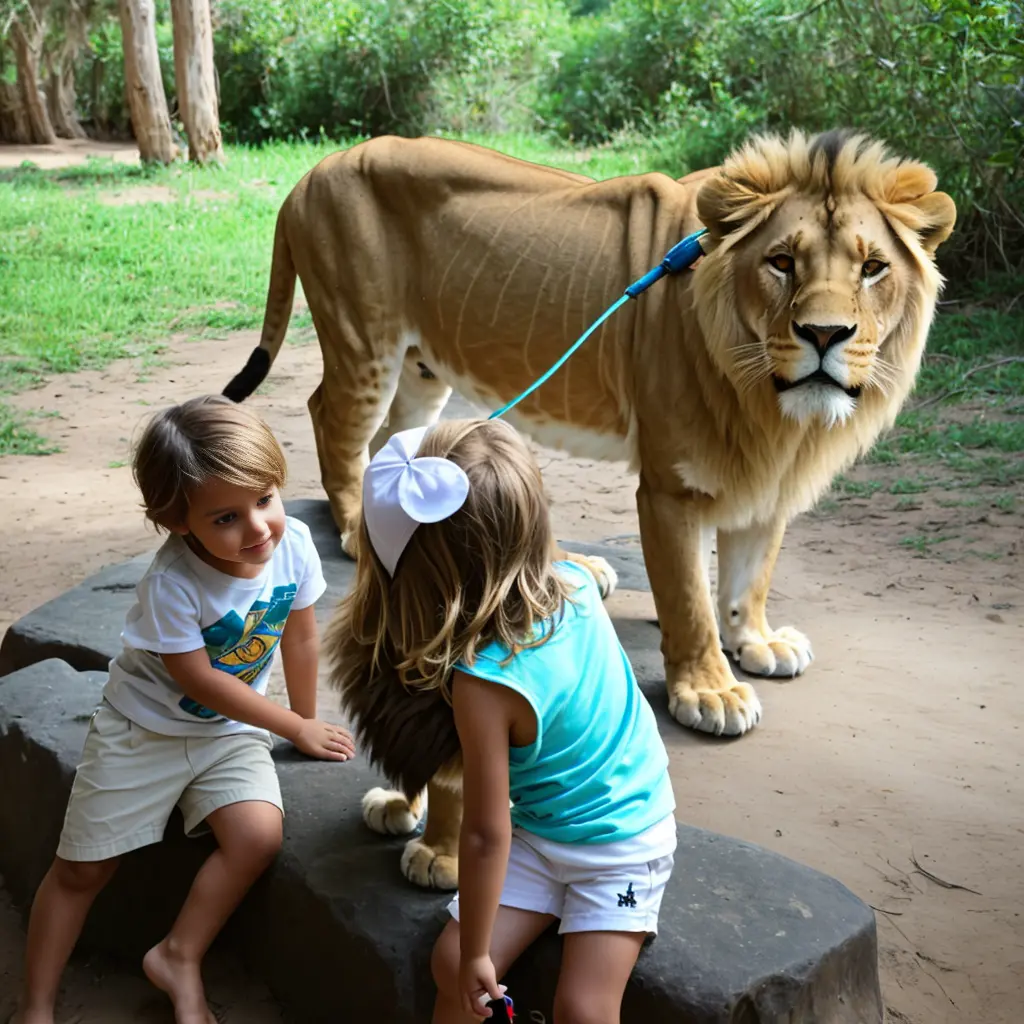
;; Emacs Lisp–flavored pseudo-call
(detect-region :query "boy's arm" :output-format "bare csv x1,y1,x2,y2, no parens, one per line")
160,649,354,760
451,669,514,1013
279,604,319,719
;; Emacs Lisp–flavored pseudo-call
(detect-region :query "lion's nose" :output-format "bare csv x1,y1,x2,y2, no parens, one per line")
793,321,857,351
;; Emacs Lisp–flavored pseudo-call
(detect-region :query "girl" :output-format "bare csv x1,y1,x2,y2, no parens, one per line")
334,418,676,1023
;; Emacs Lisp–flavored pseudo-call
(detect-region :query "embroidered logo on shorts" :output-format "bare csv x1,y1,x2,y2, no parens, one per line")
617,883,637,908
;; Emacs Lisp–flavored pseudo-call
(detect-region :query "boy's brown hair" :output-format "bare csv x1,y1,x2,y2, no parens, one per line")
132,395,287,530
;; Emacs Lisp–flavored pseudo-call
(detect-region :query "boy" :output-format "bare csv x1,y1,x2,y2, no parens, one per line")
16,395,354,1024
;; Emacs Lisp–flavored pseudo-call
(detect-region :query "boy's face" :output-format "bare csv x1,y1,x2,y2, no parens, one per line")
174,478,287,578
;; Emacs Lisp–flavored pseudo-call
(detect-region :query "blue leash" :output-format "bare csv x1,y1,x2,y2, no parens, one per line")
489,229,708,420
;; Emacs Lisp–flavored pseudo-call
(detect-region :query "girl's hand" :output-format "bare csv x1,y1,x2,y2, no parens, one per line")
293,719,356,761
459,956,504,1018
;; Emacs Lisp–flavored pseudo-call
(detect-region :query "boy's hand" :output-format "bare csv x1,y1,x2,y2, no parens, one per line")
293,719,356,761
459,956,504,1018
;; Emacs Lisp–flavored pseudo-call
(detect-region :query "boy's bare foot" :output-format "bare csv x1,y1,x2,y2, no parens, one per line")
143,940,217,1024
10,1010,56,1024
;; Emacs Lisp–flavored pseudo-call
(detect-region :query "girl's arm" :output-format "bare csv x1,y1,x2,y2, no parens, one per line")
451,668,515,1012
280,604,319,719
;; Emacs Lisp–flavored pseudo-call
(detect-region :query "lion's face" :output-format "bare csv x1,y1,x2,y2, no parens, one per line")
730,192,916,427
694,131,956,429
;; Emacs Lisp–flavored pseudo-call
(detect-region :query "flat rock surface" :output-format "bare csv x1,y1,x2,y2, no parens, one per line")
1,503,882,1022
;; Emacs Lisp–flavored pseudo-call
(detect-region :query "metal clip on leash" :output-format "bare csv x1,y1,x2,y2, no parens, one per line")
488,229,708,421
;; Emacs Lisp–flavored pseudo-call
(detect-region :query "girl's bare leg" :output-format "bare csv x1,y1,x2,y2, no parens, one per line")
553,930,645,1024
432,907,556,1023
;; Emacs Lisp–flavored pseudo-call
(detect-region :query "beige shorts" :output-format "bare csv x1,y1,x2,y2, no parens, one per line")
57,702,283,862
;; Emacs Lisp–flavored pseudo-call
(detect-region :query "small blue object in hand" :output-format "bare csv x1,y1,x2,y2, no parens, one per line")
484,994,515,1020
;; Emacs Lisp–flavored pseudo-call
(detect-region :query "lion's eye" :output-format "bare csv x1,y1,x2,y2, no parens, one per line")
767,254,794,274
861,259,887,278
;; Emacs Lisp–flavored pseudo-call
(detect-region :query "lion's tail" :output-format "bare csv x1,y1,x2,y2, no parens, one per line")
222,211,296,403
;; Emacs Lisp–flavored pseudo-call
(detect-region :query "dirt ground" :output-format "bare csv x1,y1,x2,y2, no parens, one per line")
2,142,1022,1024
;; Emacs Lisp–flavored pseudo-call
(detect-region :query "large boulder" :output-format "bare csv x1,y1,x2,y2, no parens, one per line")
0,501,883,1023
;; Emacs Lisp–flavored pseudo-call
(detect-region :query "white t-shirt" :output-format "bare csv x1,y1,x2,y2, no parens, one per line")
102,516,327,737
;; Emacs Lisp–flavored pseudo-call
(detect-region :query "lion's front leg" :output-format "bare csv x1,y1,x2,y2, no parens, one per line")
717,518,813,678
400,777,462,891
636,477,761,737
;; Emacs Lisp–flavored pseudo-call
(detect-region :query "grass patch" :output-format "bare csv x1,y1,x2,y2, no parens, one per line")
0,404,61,455
0,135,682,454
900,534,956,557
2,134,1021,469
834,475,883,497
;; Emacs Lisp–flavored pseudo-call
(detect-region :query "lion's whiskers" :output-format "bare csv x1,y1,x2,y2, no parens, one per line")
868,356,900,396
732,342,773,393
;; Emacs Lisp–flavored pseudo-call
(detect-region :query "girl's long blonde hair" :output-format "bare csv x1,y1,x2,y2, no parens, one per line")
328,418,571,706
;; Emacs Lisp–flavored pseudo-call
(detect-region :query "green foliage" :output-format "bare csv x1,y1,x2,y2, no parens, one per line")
212,0,566,142
74,9,177,139
539,0,1023,282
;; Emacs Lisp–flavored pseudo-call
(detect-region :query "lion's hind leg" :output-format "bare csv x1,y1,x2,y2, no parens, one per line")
368,346,453,457
304,302,415,557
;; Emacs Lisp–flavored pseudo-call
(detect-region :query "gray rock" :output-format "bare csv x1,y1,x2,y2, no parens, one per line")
0,660,882,1023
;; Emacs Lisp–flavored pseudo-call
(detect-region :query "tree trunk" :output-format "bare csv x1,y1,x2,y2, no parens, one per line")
169,0,224,164
0,81,33,144
10,14,58,145
46,57,87,140
117,0,177,163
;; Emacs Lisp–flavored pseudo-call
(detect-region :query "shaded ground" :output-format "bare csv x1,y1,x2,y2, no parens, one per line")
1,332,1021,1024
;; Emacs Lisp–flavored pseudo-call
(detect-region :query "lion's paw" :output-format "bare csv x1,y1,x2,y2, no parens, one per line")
362,787,423,836
340,528,359,561
723,626,813,679
569,554,619,599
401,837,458,890
668,681,762,737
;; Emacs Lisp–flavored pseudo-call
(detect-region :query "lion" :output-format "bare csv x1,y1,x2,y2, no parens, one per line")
224,127,955,737
222,127,955,888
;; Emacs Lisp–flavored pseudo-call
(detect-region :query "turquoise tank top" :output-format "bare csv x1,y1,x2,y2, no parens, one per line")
459,561,675,844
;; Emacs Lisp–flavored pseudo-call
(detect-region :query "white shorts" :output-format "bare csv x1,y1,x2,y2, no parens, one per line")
448,814,676,935
57,701,283,862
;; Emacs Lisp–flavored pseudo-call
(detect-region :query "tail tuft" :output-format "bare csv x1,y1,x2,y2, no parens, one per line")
223,347,271,402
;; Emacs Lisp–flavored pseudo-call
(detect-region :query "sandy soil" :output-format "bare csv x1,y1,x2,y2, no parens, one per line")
0,140,140,170
2,332,1021,1023
1,144,1022,1024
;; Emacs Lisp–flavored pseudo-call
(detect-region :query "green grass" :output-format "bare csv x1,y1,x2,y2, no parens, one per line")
2,133,1022,467
0,134,680,454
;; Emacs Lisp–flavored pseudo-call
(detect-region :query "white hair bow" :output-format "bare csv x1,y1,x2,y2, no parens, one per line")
362,426,471,577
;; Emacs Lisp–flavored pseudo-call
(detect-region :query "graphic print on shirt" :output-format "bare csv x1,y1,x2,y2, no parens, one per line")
178,583,297,719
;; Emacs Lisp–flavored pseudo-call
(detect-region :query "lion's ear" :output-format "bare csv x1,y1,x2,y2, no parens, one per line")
880,162,957,255
911,191,957,255
696,172,761,239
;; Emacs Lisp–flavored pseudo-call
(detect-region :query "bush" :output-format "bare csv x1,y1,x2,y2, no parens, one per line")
75,2,177,140
213,0,566,142
541,0,1023,284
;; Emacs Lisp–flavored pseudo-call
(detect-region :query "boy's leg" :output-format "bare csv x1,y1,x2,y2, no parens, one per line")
18,702,187,1024
431,908,556,1024
16,856,120,1024
553,931,645,1024
143,799,283,1024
